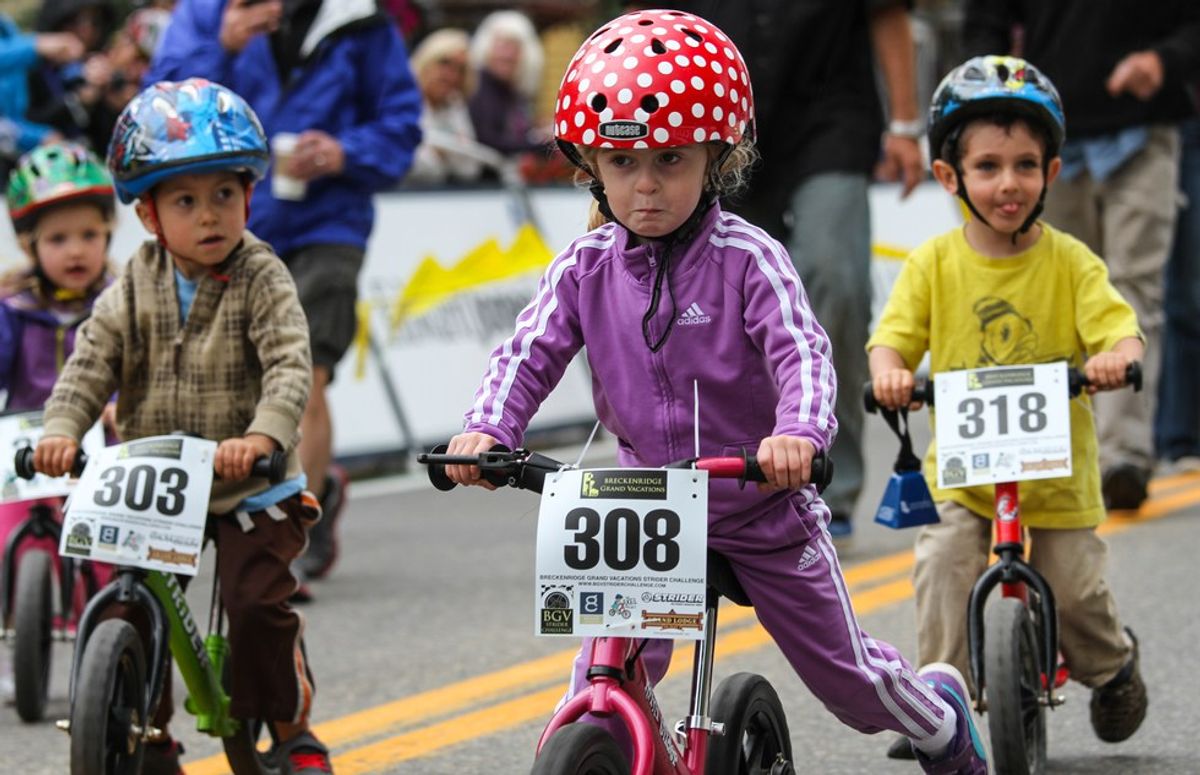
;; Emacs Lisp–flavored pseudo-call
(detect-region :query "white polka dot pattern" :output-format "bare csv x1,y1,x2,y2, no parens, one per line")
554,9,754,151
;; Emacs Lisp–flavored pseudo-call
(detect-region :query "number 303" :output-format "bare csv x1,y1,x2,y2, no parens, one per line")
93,464,189,516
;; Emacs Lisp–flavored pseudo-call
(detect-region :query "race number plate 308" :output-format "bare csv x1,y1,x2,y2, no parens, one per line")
934,362,1071,489
535,468,708,640
59,436,217,576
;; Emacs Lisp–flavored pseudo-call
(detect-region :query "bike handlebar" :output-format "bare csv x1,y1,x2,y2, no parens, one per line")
862,361,1142,414
13,446,288,484
417,445,833,495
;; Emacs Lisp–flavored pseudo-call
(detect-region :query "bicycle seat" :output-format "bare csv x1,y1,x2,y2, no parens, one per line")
707,550,751,606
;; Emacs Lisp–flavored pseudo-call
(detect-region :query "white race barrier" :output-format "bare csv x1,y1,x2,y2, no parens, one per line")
0,181,961,459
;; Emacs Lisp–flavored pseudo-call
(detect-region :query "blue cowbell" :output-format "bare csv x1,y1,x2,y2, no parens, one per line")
874,406,939,529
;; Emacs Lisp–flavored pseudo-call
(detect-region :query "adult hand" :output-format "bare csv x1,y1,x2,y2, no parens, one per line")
1106,51,1164,101
219,0,283,54
876,134,924,198
283,130,346,181
82,53,113,89
35,32,85,65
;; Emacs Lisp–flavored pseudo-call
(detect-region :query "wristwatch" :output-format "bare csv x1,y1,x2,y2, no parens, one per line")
887,118,925,140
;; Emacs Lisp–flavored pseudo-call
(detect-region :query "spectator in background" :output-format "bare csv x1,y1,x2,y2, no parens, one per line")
468,10,548,162
964,1,1200,511
0,11,84,176
148,0,423,598
1156,90,1200,473
674,0,925,539
103,7,173,116
406,27,484,185
26,0,118,153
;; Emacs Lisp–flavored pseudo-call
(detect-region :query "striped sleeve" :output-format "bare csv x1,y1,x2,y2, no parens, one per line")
713,216,837,450
462,233,611,447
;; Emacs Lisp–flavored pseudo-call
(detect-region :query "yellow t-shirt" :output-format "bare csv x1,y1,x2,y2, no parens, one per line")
866,223,1141,528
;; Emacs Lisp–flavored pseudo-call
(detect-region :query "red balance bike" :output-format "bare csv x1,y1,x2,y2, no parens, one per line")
419,445,831,775
865,362,1140,775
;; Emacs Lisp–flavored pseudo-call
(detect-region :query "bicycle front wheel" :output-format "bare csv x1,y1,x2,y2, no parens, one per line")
706,672,795,775
531,723,630,775
13,550,54,722
984,597,1047,775
70,619,146,775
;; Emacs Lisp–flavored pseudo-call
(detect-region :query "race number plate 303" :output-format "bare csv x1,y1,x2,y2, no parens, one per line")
59,436,217,576
535,468,709,640
934,362,1071,489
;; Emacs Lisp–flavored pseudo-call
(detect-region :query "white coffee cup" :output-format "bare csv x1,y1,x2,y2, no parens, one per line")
271,133,307,201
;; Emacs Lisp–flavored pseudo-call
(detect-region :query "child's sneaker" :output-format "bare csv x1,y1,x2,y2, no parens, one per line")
142,737,185,775
914,663,988,775
1090,627,1147,742
273,731,333,774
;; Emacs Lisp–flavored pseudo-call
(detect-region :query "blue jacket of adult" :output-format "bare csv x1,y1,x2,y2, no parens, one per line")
0,14,55,153
145,0,422,256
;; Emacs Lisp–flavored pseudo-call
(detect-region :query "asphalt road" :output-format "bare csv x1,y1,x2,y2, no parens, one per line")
2,420,1198,774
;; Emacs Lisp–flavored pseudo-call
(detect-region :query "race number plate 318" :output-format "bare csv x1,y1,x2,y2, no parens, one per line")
934,362,1071,489
59,436,217,576
535,468,708,640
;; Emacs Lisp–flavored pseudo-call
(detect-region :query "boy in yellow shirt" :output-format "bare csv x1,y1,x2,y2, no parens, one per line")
868,56,1148,750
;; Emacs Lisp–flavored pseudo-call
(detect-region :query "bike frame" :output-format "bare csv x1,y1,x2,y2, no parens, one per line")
0,500,95,635
536,594,724,775
965,480,1063,713
69,565,239,738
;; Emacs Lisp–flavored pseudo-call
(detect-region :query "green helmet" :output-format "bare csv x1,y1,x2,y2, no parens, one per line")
7,143,116,234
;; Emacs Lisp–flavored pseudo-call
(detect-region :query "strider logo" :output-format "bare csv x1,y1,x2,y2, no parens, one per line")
676,302,712,326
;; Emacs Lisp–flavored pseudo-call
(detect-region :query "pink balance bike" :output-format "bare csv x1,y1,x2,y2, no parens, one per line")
419,445,832,775
865,362,1140,775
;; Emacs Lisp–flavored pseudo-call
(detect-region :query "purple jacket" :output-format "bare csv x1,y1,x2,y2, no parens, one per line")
0,284,99,411
464,205,837,521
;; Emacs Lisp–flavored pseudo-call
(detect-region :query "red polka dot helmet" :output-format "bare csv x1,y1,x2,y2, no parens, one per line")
554,8,754,167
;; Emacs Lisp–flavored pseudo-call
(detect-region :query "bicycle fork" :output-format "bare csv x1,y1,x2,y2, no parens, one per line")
537,595,726,775
966,481,1063,712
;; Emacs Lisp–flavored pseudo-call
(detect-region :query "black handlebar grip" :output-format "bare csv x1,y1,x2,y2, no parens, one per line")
1127,361,1142,392
13,446,87,480
251,450,288,484
742,450,833,493
422,444,458,491
13,447,34,480
862,381,880,415
862,379,934,413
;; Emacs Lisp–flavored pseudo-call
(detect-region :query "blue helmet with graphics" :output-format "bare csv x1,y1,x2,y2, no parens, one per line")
107,78,269,203
928,55,1065,164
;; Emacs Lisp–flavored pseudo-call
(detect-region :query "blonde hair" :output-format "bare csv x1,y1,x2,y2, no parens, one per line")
410,28,474,97
469,10,544,98
576,140,759,231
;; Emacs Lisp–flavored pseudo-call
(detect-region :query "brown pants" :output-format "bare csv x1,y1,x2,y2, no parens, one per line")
913,501,1131,693
108,493,318,728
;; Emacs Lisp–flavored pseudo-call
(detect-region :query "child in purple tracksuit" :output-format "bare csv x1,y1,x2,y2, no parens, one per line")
444,9,987,774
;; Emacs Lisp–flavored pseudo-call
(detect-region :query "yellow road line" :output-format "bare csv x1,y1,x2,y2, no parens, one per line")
186,479,1200,774
334,577,921,772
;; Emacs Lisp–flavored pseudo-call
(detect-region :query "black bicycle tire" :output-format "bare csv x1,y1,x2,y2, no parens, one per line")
70,619,147,775
985,597,1047,775
220,647,284,775
13,550,53,722
530,723,630,775
706,672,795,775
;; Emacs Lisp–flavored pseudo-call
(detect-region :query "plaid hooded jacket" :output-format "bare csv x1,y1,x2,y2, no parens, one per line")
44,232,312,514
